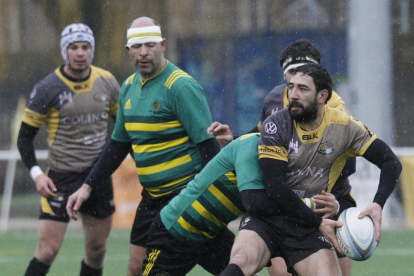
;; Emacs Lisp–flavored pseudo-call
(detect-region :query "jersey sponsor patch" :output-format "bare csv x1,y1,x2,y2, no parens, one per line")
264,122,277,134
318,143,335,155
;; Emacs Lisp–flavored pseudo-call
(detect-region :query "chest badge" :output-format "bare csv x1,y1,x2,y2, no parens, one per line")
318,143,335,155
152,101,161,113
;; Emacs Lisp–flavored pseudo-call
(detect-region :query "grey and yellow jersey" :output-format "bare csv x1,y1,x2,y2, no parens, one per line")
22,65,120,173
259,106,376,198
258,84,349,130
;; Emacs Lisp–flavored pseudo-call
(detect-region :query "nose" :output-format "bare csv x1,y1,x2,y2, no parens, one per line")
289,86,299,100
139,45,149,56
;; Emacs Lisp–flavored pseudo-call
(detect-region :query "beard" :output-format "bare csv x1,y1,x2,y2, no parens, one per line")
288,97,318,123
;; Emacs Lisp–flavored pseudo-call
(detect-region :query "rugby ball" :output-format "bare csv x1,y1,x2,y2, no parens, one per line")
335,207,377,261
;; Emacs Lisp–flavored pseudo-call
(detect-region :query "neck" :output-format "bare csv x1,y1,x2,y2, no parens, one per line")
63,64,91,80
298,107,325,131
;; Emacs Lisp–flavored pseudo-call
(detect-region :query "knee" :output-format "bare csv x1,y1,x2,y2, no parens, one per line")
36,245,59,264
86,241,107,260
230,253,249,271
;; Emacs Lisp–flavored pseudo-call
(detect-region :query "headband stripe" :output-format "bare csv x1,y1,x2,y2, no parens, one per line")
127,32,162,40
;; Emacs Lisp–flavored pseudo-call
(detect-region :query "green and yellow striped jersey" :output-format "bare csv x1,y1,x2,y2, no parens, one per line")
161,133,264,244
112,61,213,197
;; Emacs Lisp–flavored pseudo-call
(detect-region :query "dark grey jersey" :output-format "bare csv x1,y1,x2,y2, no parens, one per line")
258,107,376,198
23,65,120,173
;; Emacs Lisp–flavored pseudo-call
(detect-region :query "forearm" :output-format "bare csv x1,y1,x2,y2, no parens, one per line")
85,139,131,189
258,158,322,228
196,138,221,168
363,139,402,208
17,122,39,170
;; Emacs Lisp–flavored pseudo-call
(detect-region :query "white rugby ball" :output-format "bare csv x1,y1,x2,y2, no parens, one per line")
335,207,377,261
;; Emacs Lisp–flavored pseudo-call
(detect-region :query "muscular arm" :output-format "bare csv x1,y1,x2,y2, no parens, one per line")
196,138,221,168
17,122,40,170
257,158,322,228
84,139,131,189
363,139,402,208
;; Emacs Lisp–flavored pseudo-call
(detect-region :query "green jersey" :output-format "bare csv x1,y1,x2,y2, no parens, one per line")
112,61,213,197
161,133,264,244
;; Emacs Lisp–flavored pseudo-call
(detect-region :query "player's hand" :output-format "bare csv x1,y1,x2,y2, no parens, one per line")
207,122,234,146
66,184,92,221
319,218,344,255
314,191,340,219
35,174,57,198
358,202,382,245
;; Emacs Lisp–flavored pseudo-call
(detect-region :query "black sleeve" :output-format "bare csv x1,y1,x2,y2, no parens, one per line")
17,122,40,170
196,138,221,168
337,157,356,181
362,139,402,208
85,139,131,189
257,158,323,228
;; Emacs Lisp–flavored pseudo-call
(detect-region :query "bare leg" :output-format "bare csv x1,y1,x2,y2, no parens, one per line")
34,220,68,265
339,257,352,276
293,249,341,276
267,257,292,276
228,230,271,276
81,213,112,269
127,244,147,276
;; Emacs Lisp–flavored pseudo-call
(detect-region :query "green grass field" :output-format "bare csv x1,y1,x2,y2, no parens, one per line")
0,228,413,276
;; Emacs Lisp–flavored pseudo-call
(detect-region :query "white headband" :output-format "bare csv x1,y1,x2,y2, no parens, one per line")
126,26,162,48
282,56,319,75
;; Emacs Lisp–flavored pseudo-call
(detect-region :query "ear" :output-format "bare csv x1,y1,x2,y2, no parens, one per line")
161,38,167,51
124,45,130,51
318,89,329,104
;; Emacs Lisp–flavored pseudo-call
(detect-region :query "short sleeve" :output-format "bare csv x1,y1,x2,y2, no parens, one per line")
171,82,213,144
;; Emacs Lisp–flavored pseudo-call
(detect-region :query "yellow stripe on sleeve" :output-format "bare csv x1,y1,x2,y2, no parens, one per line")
258,145,288,161
22,108,46,128
177,216,214,238
191,200,227,227
207,185,243,216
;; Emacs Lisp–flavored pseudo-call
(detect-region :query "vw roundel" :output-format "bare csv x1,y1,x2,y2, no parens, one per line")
264,122,277,134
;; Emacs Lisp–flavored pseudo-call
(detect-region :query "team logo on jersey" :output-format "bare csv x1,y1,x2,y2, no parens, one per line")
288,139,299,154
94,91,109,102
124,99,132,109
59,91,73,106
318,143,335,155
302,133,318,140
152,101,161,112
271,108,279,115
264,122,277,134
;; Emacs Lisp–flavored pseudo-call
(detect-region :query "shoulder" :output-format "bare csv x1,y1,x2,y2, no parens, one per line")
90,65,116,79
325,106,350,126
163,62,200,91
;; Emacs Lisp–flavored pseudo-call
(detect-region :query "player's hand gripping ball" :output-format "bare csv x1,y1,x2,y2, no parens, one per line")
335,207,377,261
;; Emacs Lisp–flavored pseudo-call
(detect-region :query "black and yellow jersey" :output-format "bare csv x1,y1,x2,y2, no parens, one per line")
258,84,350,131
22,65,120,173
258,106,376,198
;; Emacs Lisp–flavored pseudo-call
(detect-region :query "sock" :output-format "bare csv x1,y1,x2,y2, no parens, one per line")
24,257,50,276
80,260,102,276
220,264,245,276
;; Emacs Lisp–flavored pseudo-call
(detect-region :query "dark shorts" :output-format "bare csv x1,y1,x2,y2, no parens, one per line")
39,169,115,222
142,213,234,276
333,192,357,258
238,214,333,274
130,190,181,247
